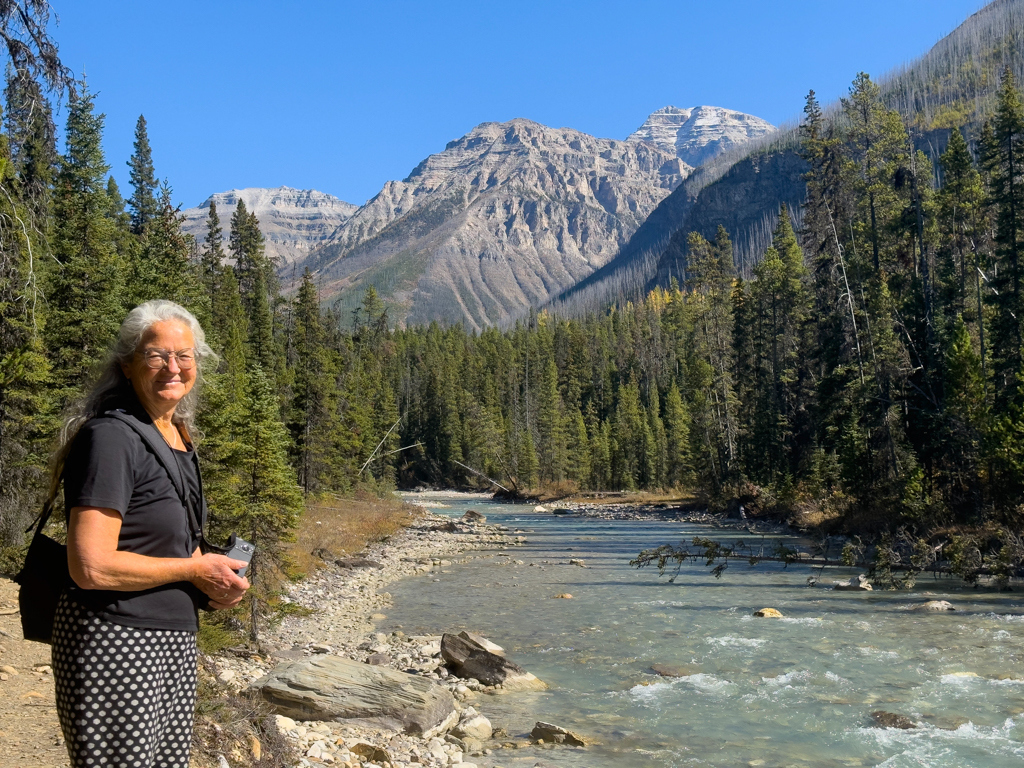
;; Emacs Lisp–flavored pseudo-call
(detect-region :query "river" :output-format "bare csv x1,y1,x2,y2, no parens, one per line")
383,495,1024,767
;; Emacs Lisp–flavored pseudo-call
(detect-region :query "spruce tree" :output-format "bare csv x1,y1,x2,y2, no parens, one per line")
983,68,1024,404
289,270,340,493
45,82,124,410
0,99,51,548
127,114,158,234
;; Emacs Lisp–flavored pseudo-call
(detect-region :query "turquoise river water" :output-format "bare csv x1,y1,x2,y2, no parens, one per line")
381,496,1024,767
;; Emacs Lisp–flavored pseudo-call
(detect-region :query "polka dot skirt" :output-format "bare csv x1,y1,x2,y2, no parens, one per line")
50,593,197,768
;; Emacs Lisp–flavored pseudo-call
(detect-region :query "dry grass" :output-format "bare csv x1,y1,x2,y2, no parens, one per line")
288,490,419,576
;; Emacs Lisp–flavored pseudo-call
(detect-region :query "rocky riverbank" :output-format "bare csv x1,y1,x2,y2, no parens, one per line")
213,503,562,768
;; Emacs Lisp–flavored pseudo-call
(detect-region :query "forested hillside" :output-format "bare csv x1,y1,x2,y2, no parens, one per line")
553,0,1024,316
2,1,1024,591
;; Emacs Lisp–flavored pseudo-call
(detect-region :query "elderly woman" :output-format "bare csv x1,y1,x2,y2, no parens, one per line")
50,300,249,768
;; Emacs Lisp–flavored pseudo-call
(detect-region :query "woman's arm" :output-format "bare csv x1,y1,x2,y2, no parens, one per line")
69,506,249,607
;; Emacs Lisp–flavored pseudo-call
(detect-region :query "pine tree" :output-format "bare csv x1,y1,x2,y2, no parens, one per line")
0,97,51,548
127,115,158,235
45,82,124,410
663,382,690,487
289,270,340,493
3,66,56,227
983,68,1024,404
210,365,302,642
745,207,811,484
937,127,988,367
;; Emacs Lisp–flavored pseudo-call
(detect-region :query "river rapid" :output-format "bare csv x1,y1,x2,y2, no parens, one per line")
386,495,1024,767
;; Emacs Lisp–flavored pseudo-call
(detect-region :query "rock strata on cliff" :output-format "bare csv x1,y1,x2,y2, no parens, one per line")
181,186,357,266
296,119,689,329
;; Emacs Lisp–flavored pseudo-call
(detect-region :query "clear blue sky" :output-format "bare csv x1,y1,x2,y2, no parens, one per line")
50,0,988,209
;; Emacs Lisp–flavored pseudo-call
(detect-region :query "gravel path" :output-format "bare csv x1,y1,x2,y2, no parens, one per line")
0,580,69,768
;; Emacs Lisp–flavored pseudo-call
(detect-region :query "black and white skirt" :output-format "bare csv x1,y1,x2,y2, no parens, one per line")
50,593,197,768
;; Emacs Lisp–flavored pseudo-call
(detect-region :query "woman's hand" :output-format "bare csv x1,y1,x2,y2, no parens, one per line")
189,552,250,610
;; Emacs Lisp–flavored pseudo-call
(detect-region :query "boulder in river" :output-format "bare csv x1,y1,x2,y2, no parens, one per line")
753,608,784,618
912,600,956,611
870,711,917,729
462,510,486,523
440,632,546,691
834,574,873,591
250,655,457,737
649,663,697,677
531,721,587,746
452,711,493,741
458,630,505,656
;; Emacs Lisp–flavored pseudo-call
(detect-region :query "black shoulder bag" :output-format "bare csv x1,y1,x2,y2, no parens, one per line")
13,490,70,644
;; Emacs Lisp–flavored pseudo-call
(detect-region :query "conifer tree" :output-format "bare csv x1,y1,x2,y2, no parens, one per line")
3,66,56,227
45,82,124,410
289,270,340,493
0,97,51,548
206,364,302,642
983,68,1024,403
937,128,988,354
127,115,158,234
663,382,690,487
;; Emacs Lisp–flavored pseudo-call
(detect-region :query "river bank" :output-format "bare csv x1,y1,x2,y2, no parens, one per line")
212,496,540,768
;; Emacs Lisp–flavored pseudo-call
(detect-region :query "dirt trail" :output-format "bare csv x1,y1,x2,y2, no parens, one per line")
0,578,68,768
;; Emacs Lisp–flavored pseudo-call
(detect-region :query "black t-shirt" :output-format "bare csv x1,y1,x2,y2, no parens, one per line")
64,409,207,632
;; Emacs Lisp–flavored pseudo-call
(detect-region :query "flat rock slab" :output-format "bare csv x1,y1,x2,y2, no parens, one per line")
251,655,456,737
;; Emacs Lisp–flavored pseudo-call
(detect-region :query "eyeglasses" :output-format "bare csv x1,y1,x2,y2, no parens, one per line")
137,348,196,370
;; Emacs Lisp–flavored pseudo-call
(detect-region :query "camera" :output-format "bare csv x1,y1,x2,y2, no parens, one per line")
221,534,255,578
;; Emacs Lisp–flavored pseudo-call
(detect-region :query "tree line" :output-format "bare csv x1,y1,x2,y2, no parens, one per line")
2,66,1024,605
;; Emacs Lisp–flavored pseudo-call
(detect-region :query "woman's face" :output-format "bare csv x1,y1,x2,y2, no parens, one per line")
121,320,197,415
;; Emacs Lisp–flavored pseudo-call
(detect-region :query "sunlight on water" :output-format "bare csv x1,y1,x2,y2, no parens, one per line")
382,498,1024,767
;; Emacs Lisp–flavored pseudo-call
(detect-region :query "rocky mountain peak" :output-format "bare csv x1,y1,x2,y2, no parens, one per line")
181,186,358,266
296,117,690,329
627,105,775,167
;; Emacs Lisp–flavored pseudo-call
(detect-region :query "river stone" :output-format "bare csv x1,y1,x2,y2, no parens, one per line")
834,574,873,591
453,714,493,740
754,608,784,618
250,656,457,737
912,600,956,611
440,633,546,691
458,631,505,657
870,710,917,729
531,721,586,747
463,510,486,523
336,556,384,569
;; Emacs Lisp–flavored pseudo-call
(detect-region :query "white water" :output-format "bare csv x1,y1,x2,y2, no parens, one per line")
383,497,1024,767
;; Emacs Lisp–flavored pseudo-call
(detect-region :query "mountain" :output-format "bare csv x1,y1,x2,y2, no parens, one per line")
296,118,689,329
626,105,775,167
550,0,1024,315
181,186,358,267
296,105,772,328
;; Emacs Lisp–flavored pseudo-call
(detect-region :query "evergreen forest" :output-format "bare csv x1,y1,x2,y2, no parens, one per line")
1,5,1024,596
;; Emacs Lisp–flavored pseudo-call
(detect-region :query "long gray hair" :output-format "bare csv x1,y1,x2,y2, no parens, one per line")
50,300,218,494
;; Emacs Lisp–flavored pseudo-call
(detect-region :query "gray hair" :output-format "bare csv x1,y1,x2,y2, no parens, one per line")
51,300,218,492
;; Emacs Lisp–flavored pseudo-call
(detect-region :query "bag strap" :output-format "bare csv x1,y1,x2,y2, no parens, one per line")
100,410,206,550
